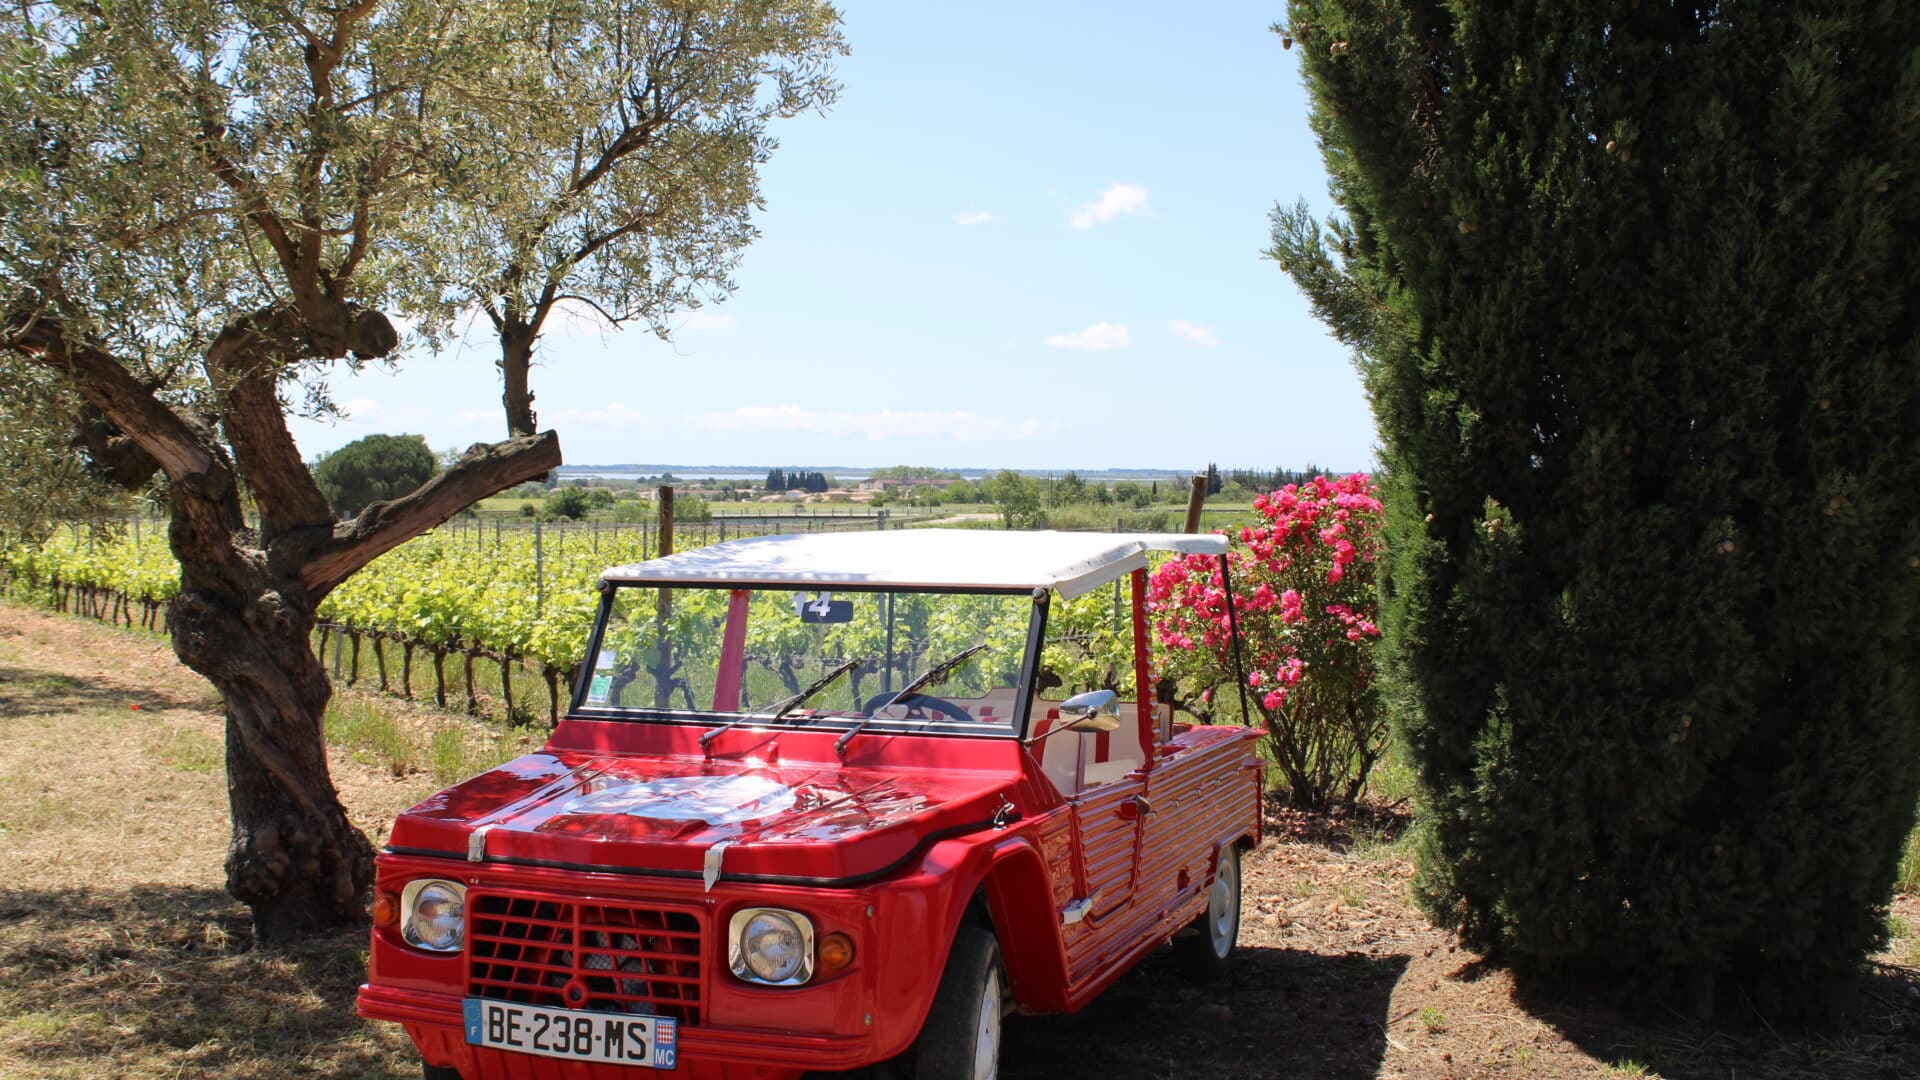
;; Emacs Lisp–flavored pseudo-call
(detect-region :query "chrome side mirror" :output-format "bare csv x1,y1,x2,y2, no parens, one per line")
1058,689,1121,732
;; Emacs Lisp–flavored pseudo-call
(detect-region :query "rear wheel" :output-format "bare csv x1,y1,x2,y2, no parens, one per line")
913,927,1005,1080
1175,844,1240,981
422,1065,462,1080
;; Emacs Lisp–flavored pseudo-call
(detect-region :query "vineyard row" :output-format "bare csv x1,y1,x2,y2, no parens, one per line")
1,516,893,727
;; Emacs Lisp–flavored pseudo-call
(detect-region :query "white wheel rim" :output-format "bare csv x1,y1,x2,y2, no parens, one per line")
1208,851,1239,958
973,965,1002,1080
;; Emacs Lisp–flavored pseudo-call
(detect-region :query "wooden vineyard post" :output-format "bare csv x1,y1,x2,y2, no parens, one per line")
464,651,480,717
1183,473,1208,534
655,486,675,710
658,485,675,557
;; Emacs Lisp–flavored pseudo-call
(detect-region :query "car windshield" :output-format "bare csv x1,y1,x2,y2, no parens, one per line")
577,585,1038,737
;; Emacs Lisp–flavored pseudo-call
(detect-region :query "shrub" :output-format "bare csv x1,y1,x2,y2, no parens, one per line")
1149,473,1387,807
544,485,592,520
312,434,436,518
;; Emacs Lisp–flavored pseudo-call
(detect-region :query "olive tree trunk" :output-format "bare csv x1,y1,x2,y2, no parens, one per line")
171,579,371,937
6,308,561,942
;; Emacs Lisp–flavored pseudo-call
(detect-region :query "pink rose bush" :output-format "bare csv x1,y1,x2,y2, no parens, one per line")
1148,473,1387,807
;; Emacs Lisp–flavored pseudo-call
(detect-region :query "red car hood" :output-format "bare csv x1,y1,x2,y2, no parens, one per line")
388,752,1013,885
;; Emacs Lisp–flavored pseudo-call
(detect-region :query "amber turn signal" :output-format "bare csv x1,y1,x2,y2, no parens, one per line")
372,891,401,929
818,932,855,970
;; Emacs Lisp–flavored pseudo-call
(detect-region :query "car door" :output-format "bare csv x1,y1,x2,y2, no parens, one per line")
1137,721,1260,932
1049,712,1151,987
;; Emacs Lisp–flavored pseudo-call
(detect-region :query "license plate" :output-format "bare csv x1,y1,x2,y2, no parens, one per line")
463,998,678,1069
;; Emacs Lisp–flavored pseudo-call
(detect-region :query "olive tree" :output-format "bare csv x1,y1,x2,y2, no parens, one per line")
1,0,842,940
434,0,846,435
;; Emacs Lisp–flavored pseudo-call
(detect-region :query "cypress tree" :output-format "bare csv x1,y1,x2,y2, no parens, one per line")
1272,1,1920,1001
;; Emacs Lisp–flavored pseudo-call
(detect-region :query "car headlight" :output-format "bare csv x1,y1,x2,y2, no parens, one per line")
728,907,815,985
400,879,466,953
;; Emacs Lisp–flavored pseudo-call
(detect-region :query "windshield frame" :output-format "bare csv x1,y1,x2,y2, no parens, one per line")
566,582,1051,742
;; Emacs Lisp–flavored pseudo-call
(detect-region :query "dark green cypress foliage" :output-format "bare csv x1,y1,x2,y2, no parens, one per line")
1272,1,1920,999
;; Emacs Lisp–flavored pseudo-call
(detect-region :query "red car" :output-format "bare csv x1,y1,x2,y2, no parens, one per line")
359,529,1263,1080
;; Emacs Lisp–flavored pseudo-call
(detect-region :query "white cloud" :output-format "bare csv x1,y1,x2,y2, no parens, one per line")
680,404,1052,442
1043,321,1132,351
553,401,653,427
1168,319,1221,347
1068,183,1150,229
952,210,998,226
676,310,737,331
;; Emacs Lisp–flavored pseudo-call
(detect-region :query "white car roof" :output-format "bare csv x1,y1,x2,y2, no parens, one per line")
598,528,1227,599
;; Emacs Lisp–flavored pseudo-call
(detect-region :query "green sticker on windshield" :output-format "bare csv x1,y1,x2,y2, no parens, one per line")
587,674,613,704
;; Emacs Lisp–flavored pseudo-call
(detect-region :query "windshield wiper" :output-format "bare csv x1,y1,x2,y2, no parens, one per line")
700,657,864,751
835,641,989,756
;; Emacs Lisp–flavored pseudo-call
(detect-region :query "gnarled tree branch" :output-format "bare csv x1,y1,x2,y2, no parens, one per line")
5,307,216,482
299,430,562,594
204,303,397,537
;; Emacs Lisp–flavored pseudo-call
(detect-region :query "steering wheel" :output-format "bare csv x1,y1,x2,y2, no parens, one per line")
860,691,973,723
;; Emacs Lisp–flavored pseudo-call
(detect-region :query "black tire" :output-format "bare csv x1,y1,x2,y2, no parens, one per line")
1174,844,1241,982
422,1065,462,1080
913,926,1006,1080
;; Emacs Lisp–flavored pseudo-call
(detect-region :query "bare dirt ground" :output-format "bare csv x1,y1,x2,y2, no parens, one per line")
2,600,1917,1079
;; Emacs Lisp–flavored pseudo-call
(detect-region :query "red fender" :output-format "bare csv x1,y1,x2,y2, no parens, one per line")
862,825,1067,1059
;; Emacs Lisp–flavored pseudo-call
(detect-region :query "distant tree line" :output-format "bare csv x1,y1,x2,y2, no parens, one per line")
763,468,830,493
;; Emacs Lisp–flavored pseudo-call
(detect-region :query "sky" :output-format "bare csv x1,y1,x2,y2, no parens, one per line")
287,2,1374,474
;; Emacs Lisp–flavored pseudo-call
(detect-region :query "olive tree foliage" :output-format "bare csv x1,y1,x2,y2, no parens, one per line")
1270,1,1919,1004
422,0,847,436
0,0,566,940
0,362,120,543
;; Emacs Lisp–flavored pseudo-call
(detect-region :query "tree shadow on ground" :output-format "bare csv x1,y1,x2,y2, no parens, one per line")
0,884,413,1079
1001,943,1408,1080
1508,960,1920,1080
0,661,218,717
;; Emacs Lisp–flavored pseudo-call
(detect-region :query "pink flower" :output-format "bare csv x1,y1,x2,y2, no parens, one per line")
1262,691,1284,711
1279,588,1304,624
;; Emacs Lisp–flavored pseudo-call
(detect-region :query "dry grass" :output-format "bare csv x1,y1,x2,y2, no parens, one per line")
0,603,525,1078
0,887,417,1079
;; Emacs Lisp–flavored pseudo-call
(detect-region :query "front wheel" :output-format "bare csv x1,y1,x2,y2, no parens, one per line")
1174,844,1240,981
913,927,1005,1080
